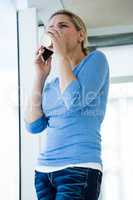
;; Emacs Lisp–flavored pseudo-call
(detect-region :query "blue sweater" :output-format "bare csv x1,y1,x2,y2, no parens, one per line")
25,50,110,167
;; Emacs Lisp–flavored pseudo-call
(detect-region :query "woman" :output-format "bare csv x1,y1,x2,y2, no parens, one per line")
24,9,109,200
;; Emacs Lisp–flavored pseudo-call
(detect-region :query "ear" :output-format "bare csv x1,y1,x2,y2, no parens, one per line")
78,30,85,43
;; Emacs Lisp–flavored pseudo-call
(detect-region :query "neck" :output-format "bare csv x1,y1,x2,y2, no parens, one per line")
66,48,87,70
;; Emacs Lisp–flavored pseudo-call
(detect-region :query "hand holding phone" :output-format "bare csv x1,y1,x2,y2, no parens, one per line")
41,47,53,62
34,46,52,77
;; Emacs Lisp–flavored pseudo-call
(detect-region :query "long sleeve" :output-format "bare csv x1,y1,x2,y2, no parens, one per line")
61,51,109,111
24,114,48,134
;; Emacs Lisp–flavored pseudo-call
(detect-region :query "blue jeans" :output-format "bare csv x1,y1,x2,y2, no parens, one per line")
34,166,102,200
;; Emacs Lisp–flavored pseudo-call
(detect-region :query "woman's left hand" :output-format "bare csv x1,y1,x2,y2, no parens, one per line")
46,28,68,59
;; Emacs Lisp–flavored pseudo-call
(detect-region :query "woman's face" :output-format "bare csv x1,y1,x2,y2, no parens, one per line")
46,14,84,52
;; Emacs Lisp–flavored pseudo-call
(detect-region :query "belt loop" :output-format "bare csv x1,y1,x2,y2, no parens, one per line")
48,172,55,188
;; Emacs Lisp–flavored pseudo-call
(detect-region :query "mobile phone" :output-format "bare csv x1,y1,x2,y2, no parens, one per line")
41,47,53,61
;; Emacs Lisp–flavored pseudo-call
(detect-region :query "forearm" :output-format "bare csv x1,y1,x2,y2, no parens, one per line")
58,56,77,94
24,75,47,123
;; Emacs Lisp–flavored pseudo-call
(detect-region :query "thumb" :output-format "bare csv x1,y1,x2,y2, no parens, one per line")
47,56,52,66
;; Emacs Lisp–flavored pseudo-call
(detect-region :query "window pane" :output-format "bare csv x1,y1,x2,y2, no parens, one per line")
0,2,19,200
99,46,133,200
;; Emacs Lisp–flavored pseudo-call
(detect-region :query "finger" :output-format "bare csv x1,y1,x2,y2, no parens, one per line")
47,28,62,41
36,46,42,54
39,48,45,55
46,32,57,45
35,54,45,64
36,54,42,61
40,55,45,63
36,46,44,55
47,30,56,39
36,49,44,60
47,28,61,38
47,56,52,66
53,29,63,37
37,48,45,57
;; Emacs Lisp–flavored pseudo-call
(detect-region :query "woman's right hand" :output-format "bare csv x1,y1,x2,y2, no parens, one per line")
34,46,52,78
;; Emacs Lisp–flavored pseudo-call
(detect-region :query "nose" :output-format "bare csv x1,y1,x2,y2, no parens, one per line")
54,26,60,31
46,25,60,32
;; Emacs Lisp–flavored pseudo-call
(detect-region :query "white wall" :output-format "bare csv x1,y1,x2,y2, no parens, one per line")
99,45,133,78
88,25,133,36
0,1,19,200
18,8,40,200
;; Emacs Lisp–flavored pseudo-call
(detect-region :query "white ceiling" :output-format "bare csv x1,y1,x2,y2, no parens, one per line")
27,0,133,29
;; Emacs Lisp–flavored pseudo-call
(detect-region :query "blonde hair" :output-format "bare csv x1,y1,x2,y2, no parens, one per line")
48,9,88,55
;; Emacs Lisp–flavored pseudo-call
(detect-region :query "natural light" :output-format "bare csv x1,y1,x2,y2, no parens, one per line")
0,1,19,200
98,46,133,200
